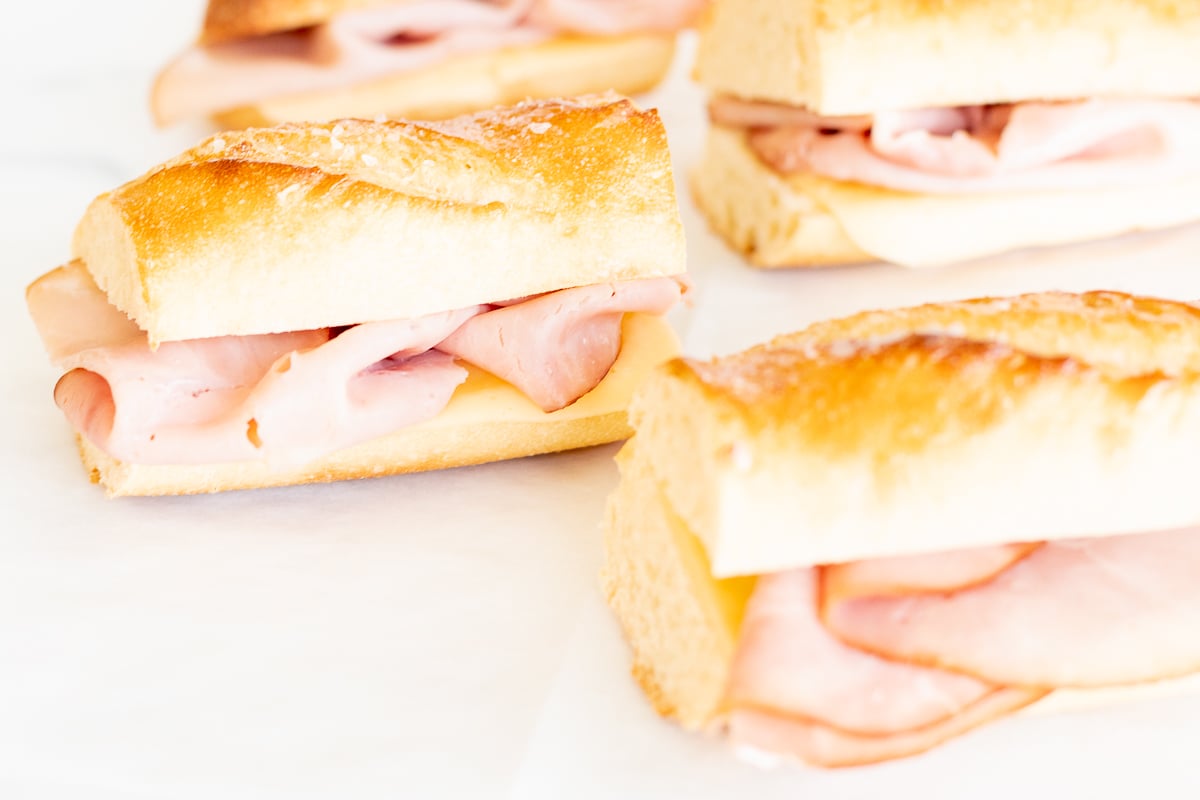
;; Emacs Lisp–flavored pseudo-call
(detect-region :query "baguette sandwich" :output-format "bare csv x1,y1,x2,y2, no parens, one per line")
27,95,686,496
604,291,1200,767
153,0,705,128
692,0,1200,268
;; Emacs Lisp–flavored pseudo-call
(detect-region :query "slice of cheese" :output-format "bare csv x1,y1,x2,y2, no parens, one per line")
794,170,1200,268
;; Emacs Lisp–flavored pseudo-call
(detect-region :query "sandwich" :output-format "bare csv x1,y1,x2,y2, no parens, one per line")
153,0,706,128
603,291,1200,767
26,95,686,497
691,0,1200,268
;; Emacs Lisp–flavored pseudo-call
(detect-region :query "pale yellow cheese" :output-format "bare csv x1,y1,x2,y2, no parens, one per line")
796,171,1200,268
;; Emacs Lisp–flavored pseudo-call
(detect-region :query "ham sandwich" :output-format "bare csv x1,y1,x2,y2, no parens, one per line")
691,0,1200,267
155,0,706,126
604,291,1200,767
27,96,687,495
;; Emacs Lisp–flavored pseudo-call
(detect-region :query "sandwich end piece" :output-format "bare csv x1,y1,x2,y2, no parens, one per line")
602,441,755,730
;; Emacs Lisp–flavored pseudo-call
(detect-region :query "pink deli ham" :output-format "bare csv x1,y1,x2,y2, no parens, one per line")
725,569,999,737
729,688,1044,770
28,261,681,467
154,0,700,124
711,96,1200,194
438,278,684,411
823,528,1200,688
725,527,1200,766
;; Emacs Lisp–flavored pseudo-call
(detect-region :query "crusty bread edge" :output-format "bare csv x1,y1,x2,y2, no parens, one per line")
695,0,1200,114
79,96,686,343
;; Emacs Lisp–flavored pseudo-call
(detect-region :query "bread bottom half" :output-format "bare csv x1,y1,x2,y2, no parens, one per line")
214,33,676,128
691,125,1200,269
602,439,1200,736
80,313,677,497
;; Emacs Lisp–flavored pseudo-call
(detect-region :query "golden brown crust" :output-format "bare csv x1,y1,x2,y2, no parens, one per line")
768,291,1200,378
202,0,395,44
696,0,1200,113
676,336,1108,459
72,95,685,343
208,33,676,127
631,291,1200,575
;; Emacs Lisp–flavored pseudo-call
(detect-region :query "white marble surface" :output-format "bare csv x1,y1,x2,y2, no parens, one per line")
6,2,1200,798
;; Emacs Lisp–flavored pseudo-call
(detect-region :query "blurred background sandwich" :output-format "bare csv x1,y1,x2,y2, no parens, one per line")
692,0,1200,268
154,0,706,127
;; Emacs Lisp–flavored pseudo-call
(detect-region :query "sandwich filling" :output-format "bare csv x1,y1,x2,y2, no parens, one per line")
710,96,1200,194
155,0,705,124
28,261,684,468
725,527,1200,767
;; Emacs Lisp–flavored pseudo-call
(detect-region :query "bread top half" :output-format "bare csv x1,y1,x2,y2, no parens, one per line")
695,0,1200,114
69,95,684,344
631,291,1200,576
201,0,397,44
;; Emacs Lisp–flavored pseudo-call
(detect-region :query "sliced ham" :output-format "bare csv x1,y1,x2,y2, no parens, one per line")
726,570,997,737
729,687,1045,770
820,543,1041,603
823,528,1200,688
725,527,1200,766
438,278,684,411
712,96,1200,194
245,309,481,467
154,0,700,124
35,263,330,465
29,261,681,467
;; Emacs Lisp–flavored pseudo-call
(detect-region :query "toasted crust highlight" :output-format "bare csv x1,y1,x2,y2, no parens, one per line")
73,96,685,344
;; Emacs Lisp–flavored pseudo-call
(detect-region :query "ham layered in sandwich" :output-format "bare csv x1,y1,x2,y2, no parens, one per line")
27,96,686,496
154,0,705,128
692,0,1200,268
604,291,1200,767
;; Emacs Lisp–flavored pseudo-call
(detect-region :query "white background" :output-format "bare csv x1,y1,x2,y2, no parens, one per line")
6,3,1200,797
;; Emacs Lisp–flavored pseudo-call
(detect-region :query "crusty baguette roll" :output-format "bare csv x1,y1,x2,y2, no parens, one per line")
630,291,1200,577
603,290,1200,754
694,0,1200,116
78,95,683,344
692,125,1200,268
210,34,676,128
30,96,687,495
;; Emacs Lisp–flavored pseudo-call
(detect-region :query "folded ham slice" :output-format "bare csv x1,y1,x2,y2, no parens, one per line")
711,96,1200,194
439,279,685,411
28,261,682,467
726,570,999,737
824,528,1200,688
155,0,703,124
725,527,1200,767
